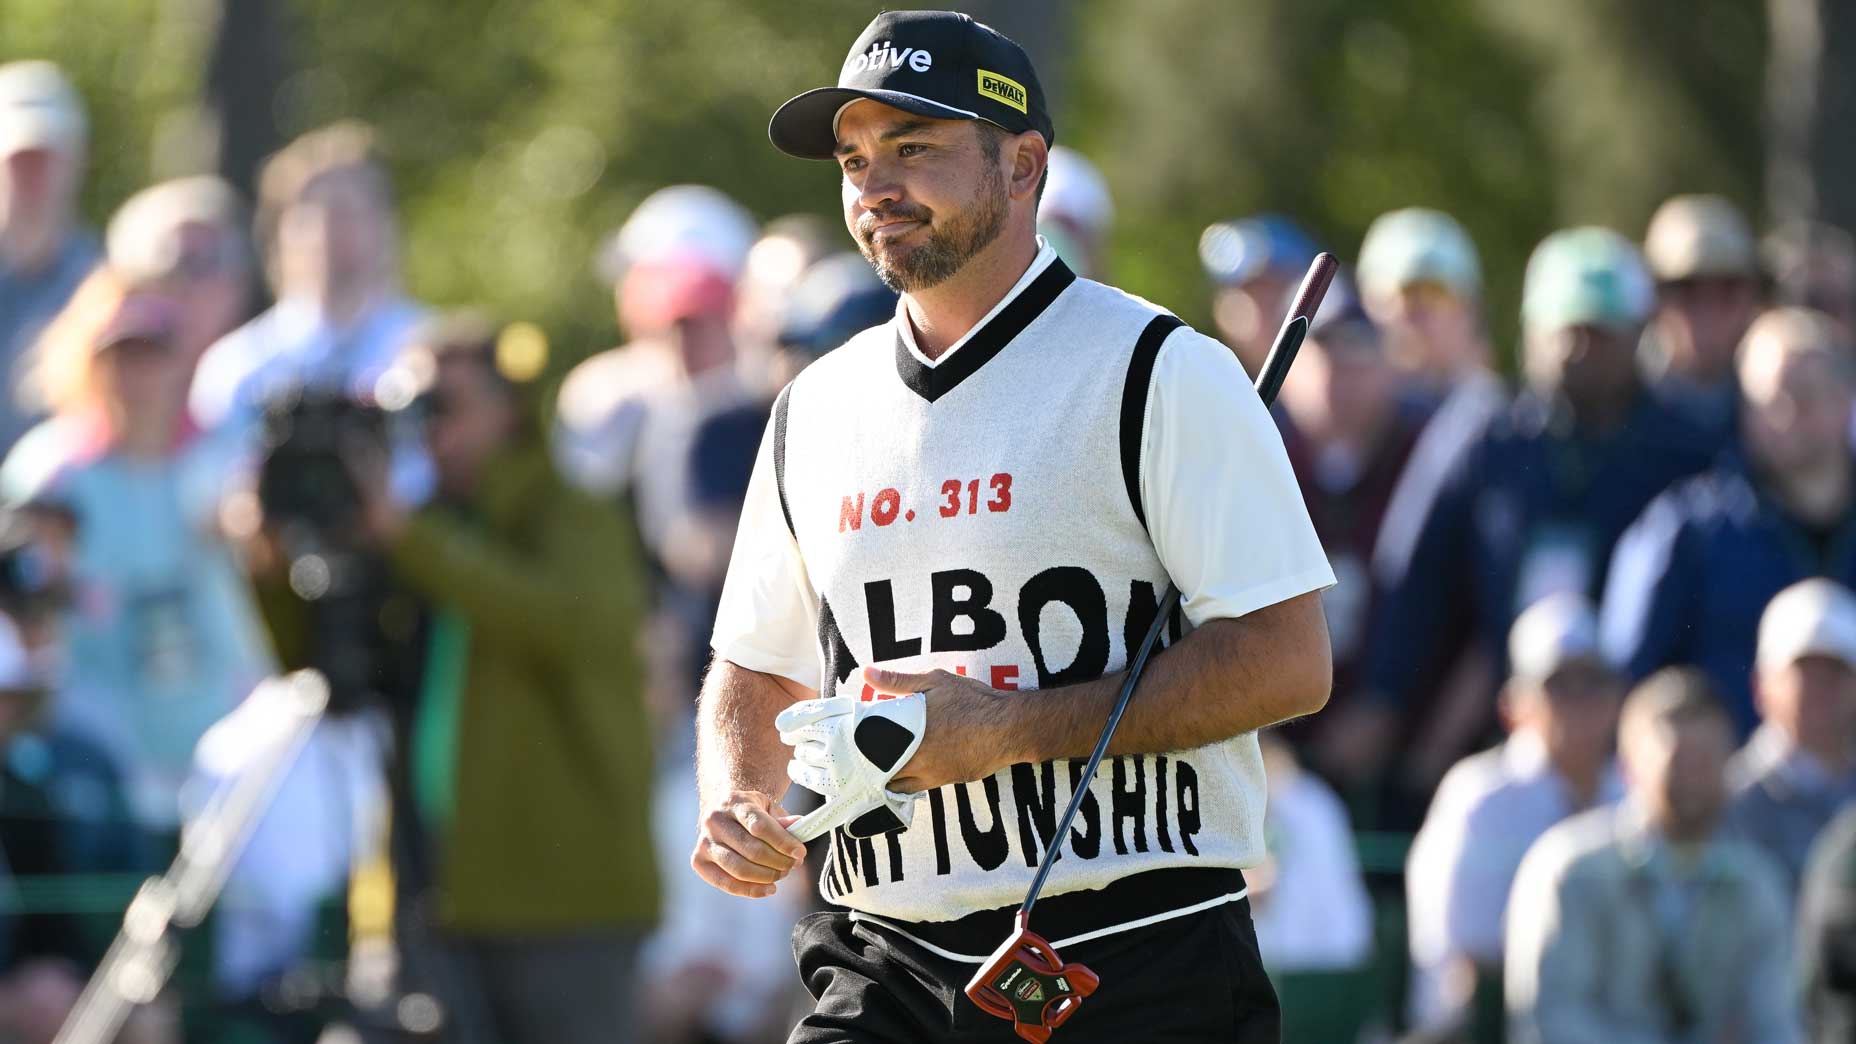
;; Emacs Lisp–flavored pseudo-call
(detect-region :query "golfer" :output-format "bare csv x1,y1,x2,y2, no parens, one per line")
694,10,1334,1041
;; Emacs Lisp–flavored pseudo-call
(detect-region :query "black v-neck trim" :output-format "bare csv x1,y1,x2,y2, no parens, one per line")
893,258,1077,403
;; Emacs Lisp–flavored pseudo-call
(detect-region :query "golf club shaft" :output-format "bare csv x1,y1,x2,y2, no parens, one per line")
1021,252,1338,916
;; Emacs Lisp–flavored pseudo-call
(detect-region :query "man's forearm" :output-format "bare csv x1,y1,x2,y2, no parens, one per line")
1007,590,1331,764
695,657,814,808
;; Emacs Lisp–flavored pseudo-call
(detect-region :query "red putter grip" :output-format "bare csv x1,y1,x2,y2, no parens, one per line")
963,913,1100,1043
1285,251,1339,324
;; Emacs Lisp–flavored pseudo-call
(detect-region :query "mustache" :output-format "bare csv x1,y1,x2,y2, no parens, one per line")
856,204,933,242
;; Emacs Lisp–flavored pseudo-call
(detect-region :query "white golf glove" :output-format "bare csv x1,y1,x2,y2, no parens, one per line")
778,693,926,843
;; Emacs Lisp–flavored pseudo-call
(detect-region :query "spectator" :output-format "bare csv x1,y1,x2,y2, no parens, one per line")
563,190,805,1044
4,177,256,505
1249,733,1374,974
1341,228,1715,793
1405,593,1625,1037
1768,221,1856,335
1273,290,1425,743
1357,207,1496,404
1726,578,1856,894
0,607,159,1044
775,251,898,368
1505,667,1799,1044
0,61,97,453
1640,195,1763,442
1799,804,1856,1044
1,273,272,831
188,122,427,438
1602,307,1856,732
1037,145,1113,279
734,213,838,390
355,315,657,1043
1357,208,1506,585
106,175,255,368
1199,213,1319,376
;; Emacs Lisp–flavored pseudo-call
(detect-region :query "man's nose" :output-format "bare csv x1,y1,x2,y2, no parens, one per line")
855,157,904,213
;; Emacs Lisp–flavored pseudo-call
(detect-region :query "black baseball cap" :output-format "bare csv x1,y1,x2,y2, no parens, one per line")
769,10,1054,161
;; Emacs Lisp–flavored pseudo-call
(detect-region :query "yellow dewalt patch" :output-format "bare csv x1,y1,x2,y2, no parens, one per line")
977,69,1028,113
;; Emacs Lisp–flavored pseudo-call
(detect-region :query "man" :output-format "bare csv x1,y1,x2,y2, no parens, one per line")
358,315,657,1043
698,11,1334,1042
1356,207,1494,403
1640,195,1764,442
1602,307,1856,732
106,175,255,367
1273,294,1423,732
1727,578,1856,893
1405,593,1625,1037
1199,213,1320,376
1355,208,1505,578
0,61,98,452
1505,667,1800,1044
1799,803,1856,1044
1344,228,1715,792
1037,145,1113,280
188,121,427,437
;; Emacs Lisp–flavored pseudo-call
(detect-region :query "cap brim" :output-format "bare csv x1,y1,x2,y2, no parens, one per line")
769,87,981,160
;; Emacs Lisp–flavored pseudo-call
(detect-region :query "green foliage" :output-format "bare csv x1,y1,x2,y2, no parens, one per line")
6,0,1769,376
1068,0,1766,366
281,0,890,364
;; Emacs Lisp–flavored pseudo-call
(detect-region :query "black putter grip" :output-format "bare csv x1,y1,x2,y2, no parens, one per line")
1255,252,1337,406
1018,251,1338,918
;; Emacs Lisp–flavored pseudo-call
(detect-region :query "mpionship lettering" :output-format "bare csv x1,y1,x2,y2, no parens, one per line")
822,753,1204,895
816,562,1198,898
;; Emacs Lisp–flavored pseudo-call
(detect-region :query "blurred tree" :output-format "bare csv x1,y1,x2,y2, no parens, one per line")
4,0,1772,375
1068,0,1765,367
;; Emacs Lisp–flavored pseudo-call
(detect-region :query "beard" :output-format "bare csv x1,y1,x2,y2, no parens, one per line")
854,163,1008,293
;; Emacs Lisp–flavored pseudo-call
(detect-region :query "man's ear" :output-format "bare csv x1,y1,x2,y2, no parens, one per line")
1007,130,1047,203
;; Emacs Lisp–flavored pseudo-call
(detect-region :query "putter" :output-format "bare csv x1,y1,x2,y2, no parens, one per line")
965,252,1339,1042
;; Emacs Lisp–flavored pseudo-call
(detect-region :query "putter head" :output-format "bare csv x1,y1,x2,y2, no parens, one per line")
963,913,1100,1043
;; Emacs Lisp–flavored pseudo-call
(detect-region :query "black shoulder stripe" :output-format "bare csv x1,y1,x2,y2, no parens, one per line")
772,382,796,537
1119,314,1186,532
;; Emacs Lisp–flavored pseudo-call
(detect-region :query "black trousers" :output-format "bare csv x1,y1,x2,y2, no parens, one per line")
789,898,1281,1043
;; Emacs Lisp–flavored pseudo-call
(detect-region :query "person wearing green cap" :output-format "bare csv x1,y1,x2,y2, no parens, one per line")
1326,227,1717,806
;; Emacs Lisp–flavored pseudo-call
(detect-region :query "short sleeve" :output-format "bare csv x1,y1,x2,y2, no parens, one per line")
1140,329,1335,626
711,400,823,691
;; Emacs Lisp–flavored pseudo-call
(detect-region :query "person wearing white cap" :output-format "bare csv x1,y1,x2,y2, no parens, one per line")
1404,593,1625,1037
0,60,99,454
1726,578,1856,894
1356,207,1493,396
1505,667,1800,1044
1641,194,1764,442
1036,145,1113,280
1356,211,1506,769
1602,308,1856,735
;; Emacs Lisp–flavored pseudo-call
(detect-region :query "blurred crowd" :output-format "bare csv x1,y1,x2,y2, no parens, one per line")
5,48,1856,1044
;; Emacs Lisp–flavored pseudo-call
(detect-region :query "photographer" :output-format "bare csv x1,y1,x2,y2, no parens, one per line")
359,314,656,1043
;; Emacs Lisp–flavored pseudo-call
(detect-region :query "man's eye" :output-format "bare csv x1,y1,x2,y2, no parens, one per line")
840,157,865,173
898,143,926,157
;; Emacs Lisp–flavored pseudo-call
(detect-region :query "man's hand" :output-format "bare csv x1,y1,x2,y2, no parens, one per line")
863,666,1024,793
689,790,808,899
